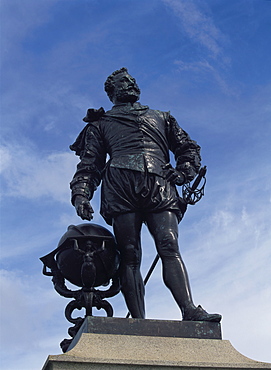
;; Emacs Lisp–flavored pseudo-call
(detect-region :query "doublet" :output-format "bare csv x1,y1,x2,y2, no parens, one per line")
100,103,171,176
70,102,201,224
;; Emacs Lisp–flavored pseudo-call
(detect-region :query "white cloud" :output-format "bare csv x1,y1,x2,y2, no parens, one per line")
175,59,213,73
162,0,235,95
0,146,11,173
0,144,78,203
0,142,86,261
163,0,227,60
174,59,236,96
0,0,57,61
0,269,69,370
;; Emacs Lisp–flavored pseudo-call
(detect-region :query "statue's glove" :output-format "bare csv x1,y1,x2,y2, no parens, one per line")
163,163,186,186
74,195,94,221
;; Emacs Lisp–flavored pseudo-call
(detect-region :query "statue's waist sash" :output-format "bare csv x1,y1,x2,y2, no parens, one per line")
109,153,167,177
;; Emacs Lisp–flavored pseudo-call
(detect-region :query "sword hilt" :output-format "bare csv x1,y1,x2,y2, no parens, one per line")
182,166,207,205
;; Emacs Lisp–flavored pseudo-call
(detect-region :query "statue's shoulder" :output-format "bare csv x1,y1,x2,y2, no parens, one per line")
70,121,101,155
147,108,171,121
102,108,115,118
83,107,105,123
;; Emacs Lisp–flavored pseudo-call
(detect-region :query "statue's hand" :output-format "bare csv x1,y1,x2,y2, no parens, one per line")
74,195,94,221
163,164,186,186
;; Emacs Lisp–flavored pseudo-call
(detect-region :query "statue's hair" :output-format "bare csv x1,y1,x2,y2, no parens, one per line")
104,67,129,101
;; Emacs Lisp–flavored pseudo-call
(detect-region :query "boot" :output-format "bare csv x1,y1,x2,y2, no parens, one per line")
183,305,222,322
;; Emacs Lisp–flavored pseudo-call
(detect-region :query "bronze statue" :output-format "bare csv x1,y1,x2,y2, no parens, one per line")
70,67,221,322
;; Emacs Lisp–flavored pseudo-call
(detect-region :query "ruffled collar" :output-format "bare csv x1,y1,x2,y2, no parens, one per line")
108,102,149,115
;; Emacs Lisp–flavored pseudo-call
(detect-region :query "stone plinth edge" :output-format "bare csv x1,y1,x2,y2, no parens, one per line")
68,316,221,351
42,332,271,369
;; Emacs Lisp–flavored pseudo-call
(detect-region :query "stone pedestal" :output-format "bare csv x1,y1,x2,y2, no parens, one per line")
42,317,271,369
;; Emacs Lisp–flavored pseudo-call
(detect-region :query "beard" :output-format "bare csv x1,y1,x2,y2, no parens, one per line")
114,85,141,103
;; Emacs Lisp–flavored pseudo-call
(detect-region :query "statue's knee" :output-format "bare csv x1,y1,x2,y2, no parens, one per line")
157,231,179,258
121,244,141,266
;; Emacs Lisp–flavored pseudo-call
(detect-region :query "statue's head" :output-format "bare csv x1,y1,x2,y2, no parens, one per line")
104,67,141,104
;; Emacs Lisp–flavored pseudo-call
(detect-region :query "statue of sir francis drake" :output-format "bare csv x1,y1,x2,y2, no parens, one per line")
70,67,221,322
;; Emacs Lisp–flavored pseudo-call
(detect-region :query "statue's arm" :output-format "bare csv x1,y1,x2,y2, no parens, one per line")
167,114,201,184
70,123,106,220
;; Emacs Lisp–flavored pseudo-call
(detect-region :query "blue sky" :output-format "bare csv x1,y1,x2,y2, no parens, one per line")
1,0,271,369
